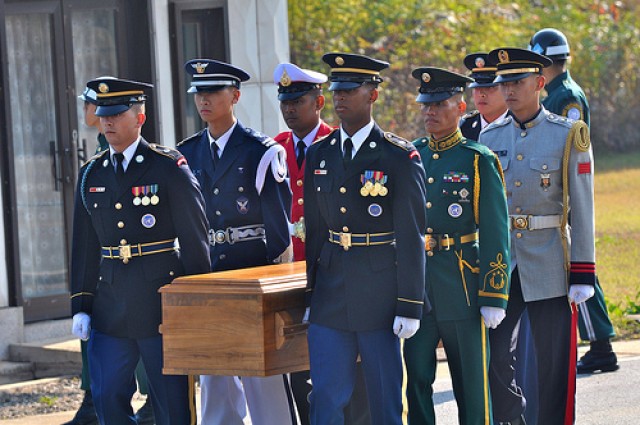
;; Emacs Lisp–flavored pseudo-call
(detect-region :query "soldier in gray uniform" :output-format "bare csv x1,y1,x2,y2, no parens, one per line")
479,48,596,425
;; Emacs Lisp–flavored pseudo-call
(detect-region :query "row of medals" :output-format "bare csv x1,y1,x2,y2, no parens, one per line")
133,194,159,206
361,180,388,197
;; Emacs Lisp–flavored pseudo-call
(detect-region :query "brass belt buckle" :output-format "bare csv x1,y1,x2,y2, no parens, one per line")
440,234,451,251
339,232,352,251
119,244,132,264
425,235,438,252
512,216,529,230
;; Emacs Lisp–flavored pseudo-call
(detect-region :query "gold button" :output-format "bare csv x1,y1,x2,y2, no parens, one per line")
432,153,439,160
297,180,303,187
520,131,527,137
427,227,433,234
427,251,434,257
115,203,122,210
342,226,349,232
120,239,127,245
238,186,244,192
340,207,347,213
515,181,522,187
340,187,347,193
542,164,548,170
453,191,458,196
515,207,522,213
516,232,522,239
428,177,434,184
298,198,304,205
516,154,523,161
426,202,432,208
117,221,124,228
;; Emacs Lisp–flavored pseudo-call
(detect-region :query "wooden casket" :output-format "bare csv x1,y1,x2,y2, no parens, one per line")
159,262,309,376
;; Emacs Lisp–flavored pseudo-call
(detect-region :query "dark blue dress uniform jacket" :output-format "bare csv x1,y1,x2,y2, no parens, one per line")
459,110,482,142
178,123,292,271
70,138,211,339
304,125,429,332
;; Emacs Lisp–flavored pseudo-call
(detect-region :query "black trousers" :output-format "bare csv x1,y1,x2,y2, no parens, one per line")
489,267,575,425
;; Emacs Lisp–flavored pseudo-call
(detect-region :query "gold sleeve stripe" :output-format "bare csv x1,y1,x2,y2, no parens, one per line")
397,297,424,305
473,153,480,225
478,291,509,301
70,292,94,299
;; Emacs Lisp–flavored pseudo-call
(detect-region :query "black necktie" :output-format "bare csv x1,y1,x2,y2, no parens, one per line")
296,140,306,169
210,142,219,167
343,138,353,163
114,152,125,182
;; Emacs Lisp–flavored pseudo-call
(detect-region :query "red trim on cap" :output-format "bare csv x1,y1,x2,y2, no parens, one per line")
578,162,591,174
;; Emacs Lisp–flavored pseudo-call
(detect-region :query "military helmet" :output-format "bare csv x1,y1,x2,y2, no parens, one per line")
528,28,570,61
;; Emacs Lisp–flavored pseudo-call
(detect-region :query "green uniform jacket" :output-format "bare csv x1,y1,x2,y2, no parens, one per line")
414,130,510,321
542,70,590,127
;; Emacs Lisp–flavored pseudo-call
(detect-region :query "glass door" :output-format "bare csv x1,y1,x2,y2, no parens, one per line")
4,0,118,321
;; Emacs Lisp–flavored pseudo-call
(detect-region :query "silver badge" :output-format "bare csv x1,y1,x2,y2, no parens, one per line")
330,138,336,145
103,159,109,167
369,142,377,149
236,196,249,214
135,155,144,163
320,160,326,168
448,203,463,218
141,214,156,228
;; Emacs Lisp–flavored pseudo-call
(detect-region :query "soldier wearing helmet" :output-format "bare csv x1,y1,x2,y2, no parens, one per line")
529,28,619,375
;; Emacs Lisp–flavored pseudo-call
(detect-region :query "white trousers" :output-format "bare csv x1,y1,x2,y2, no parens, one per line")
200,374,298,425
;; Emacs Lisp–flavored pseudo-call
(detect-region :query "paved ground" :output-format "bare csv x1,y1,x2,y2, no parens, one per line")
3,339,640,424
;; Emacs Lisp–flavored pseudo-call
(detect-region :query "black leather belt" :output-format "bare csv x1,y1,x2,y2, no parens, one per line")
328,230,395,251
101,239,176,264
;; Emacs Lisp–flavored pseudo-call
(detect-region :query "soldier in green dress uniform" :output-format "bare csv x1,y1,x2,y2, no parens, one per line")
403,67,510,425
529,28,618,374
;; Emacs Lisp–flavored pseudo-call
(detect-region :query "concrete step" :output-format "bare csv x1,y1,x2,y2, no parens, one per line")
9,338,81,380
0,360,34,385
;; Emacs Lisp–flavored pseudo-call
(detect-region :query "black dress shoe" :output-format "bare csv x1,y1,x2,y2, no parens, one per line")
577,350,619,373
63,390,99,425
134,398,156,425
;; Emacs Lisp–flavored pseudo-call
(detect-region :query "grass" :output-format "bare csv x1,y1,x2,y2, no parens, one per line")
593,150,640,339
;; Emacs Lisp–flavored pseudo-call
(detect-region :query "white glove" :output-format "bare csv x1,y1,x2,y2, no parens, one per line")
72,313,91,341
302,307,310,324
568,284,595,304
480,306,506,329
392,316,420,339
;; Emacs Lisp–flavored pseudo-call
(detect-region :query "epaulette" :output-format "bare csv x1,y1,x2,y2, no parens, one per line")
546,113,574,129
459,138,495,157
483,115,511,132
383,132,413,151
177,129,206,147
461,110,480,120
81,149,109,168
148,143,184,161
412,137,429,148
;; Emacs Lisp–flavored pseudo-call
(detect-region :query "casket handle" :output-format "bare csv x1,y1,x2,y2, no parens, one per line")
275,310,309,350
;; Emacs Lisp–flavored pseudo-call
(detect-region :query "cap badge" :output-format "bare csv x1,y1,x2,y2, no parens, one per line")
280,69,292,87
335,56,345,66
475,57,486,68
192,62,209,74
98,83,109,94
498,50,510,64
422,72,431,83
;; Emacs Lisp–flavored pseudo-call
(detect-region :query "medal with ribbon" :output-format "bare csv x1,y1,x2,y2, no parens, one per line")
132,186,143,206
149,184,159,205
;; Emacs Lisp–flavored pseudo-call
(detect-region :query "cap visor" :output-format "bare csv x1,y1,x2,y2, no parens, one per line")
187,85,230,94
494,72,532,83
469,81,498,88
416,92,455,103
278,91,308,101
95,104,131,117
329,81,363,91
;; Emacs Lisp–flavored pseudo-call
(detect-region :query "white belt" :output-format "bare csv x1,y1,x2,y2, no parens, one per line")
510,214,562,231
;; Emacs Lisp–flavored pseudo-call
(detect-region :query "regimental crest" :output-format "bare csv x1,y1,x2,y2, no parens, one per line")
335,56,344,66
484,253,508,290
192,62,209,74
422,72,431,83
475,57,486,68
280,69,292,87
498,50,509,64
236,196,249,214
98,83,109,93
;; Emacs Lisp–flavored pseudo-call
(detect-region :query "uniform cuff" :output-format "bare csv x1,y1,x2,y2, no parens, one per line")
569,262,596,286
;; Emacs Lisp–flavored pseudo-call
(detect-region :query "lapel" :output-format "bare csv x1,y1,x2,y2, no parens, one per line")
341,124,383,183
115,138,153,199
210,123,246,185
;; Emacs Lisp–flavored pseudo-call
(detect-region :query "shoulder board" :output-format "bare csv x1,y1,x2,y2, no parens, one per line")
81,149,109,168
383,132,413,151
149,143,184,161
461,110,480,120
459,138,494,156
412,137,429,148
546,113,574,128
177,129,206,147
242,127,276,148
315,132,333,144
